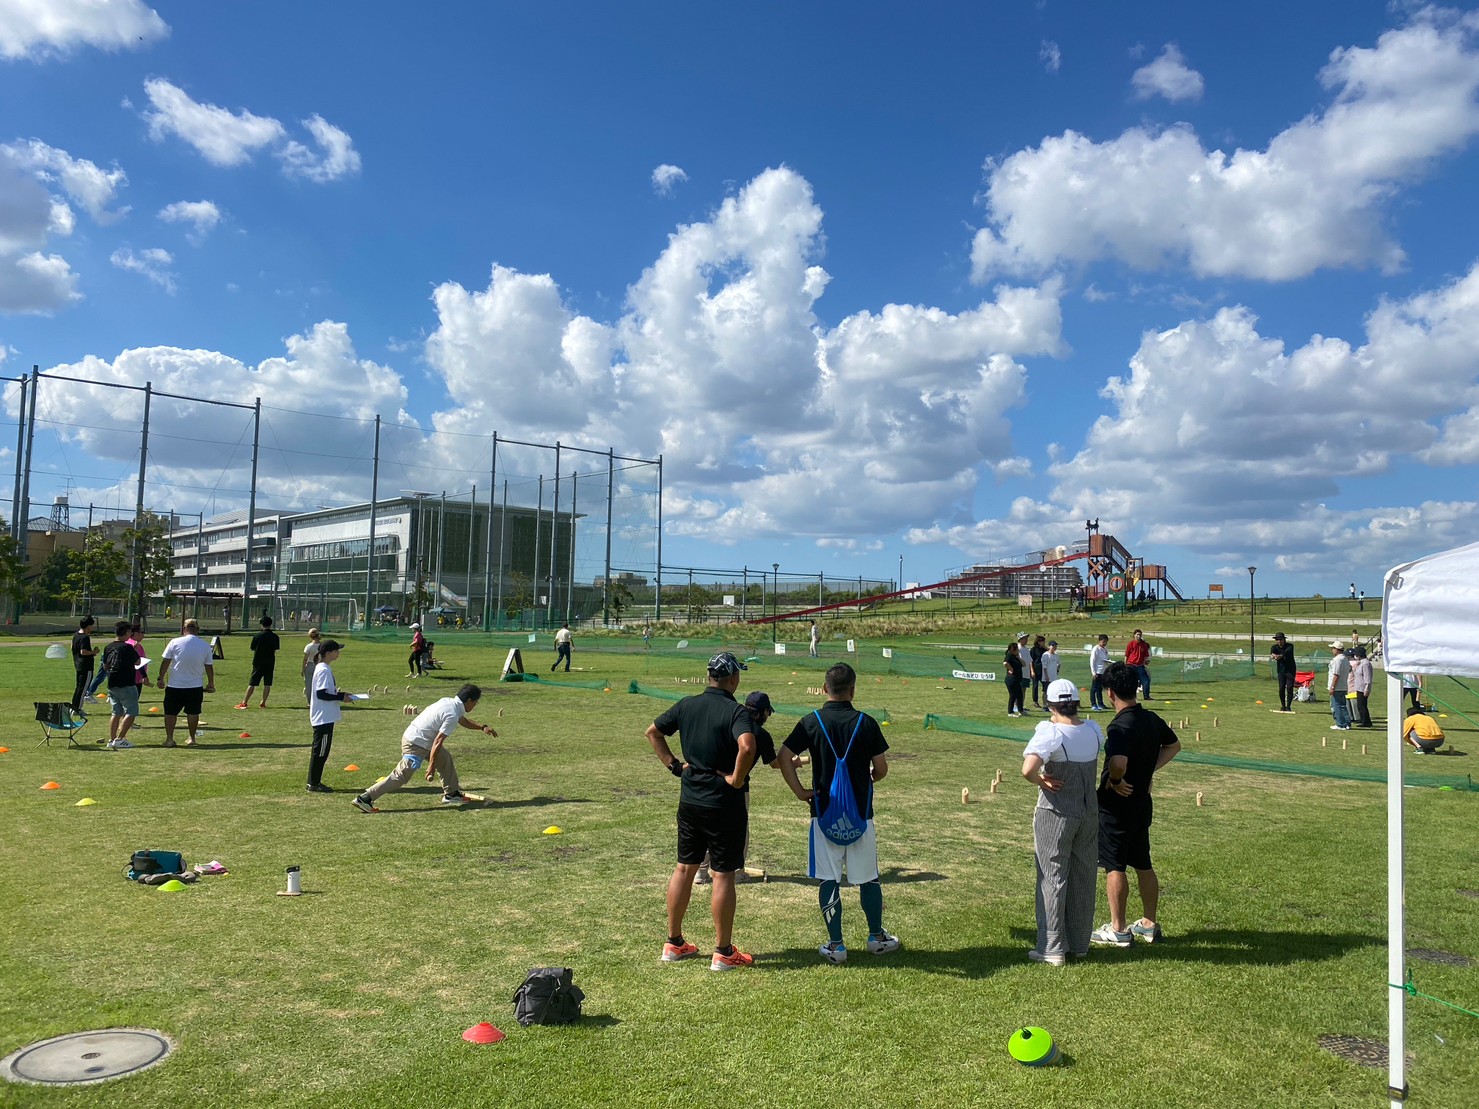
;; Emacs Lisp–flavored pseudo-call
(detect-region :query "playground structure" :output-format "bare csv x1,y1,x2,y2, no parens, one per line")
750,533,1184,626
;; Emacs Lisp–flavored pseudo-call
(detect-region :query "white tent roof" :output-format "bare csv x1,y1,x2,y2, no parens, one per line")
1382,538,1479,677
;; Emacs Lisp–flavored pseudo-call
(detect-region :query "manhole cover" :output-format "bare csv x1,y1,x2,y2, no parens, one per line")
1317,1034,1388,1068
1459,889,1479,899
1,1029,173,1087
1409,947,1474,967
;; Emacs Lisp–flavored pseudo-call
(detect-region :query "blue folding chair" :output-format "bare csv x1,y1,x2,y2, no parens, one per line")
35,702,88,747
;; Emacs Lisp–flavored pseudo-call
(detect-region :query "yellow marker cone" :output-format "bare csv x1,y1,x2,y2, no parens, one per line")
158,879,187,892
542,826,562,835
75,797,98,806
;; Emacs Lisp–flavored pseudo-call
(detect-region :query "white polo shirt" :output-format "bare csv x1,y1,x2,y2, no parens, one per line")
403,696,467,750
161,633,213,688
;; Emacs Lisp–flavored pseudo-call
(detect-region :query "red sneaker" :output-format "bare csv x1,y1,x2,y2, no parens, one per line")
235,703,248,710
710,946,754,972
661,940,700,963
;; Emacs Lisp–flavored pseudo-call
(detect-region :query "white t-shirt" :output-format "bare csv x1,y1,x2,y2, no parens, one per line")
310,661,341,726
403,696,467,750
1024,719,1104,764
1090,644,1110,675
554,627,572,647
303,641,320,673
1042,652,1061,681
161,634,214,688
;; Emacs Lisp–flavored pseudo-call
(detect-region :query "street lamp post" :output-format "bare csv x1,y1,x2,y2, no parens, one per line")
772,562,779,644
1248,566,1257,670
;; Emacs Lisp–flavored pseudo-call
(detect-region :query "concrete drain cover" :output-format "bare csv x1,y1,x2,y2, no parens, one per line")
1409,947,1474,967
1317,1034,1389,1068
1,1029,173,1087
1458,889,1479,899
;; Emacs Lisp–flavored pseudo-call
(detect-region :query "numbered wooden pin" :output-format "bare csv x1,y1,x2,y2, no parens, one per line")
1196,792,1204,807
962,787,971,805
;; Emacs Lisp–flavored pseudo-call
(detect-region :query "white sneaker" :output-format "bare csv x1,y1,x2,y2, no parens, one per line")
819,941,848,964
867,931,901,955
1027,948,1066,966
108,738,135,749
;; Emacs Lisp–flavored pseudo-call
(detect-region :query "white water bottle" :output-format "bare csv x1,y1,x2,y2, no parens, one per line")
285,865,301,895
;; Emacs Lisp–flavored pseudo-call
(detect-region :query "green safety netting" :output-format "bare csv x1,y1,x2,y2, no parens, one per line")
920,713,1476,791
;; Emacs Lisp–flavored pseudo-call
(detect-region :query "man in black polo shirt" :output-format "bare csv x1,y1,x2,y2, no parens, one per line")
71,616,97,714
645,651,758,971
1092,661,1180,947
1269,632,1297,713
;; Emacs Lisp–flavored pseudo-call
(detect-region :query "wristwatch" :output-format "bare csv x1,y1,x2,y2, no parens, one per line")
669,760,683,777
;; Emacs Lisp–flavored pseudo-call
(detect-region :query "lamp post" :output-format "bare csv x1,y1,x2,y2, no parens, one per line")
1248,566,1257,670
772,562,779,644
898,554,903,596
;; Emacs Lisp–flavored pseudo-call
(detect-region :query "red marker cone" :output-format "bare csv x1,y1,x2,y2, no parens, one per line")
41,781,60,790
344,764,360,772
239,732,252,739
462,1022,505,1044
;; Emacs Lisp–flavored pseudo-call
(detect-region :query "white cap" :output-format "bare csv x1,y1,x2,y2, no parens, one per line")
1329,639,1345,648
1045,679,1080,703
411,622,421,629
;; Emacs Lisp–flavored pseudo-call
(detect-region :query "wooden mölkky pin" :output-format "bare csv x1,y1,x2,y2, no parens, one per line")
1196,792,1204,807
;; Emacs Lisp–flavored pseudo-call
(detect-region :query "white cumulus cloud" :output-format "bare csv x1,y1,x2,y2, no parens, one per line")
1131,44,1204,102
110,246,175,292
0,147,81,313
651,164,688,195
1,138,128,221
972,11,1479,282
142,79,284,167
158,199,222,244
276,115,361,183
0,0,167,60
1040,40,1061,75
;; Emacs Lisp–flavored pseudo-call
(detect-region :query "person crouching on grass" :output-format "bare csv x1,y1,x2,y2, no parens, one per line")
307,639,348,792
353,684,498,812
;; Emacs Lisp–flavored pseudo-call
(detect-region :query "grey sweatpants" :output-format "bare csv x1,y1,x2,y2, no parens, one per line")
364,739,460,801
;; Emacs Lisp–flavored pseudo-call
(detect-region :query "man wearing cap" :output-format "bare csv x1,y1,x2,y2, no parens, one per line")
552,622,573,672
156,618,216,748
407,623,426,678
777,661,898,964
1269,633,1297,713
645,651,759,971
1327,640,1352,731
696,690,781,886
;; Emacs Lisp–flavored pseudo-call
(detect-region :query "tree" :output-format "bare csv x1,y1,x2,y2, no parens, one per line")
504,571,533,621
36,547,79,607
63,533,128,613
609,580,634,624
679,582,715,623
123,516,174,611
0,517,23,609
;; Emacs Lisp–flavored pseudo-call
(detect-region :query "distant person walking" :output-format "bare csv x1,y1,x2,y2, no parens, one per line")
301,628,322,704
156,618,216,748
407,623,426,677
1092,662,1180,948
552,622,573,672
777,662,899,965
238,615,281,709
1270,633,1296,713
1021,679,1103,965
71,615,97,714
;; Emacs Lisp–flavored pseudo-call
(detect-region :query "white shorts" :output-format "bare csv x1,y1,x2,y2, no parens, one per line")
807,819,879,885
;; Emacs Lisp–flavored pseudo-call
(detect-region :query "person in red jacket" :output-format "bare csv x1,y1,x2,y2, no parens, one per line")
1125,629,1152,700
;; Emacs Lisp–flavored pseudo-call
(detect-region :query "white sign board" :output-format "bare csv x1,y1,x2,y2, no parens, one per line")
846,639,856,653
1017,594,1034,607
723,595,735,607
774,643,787,655
952,669,997,681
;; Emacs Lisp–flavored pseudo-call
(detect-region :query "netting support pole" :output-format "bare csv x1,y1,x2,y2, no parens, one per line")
602,448,613,627
496,479,507,629
654,454,663,623
8,372,25,542
532,476,543,631
19,367,39,557
465,483,476,624
567,470,577,626
244,397,261,611
1386,668,1408,1107
548,442,561,626
127,381,152,620
364,414,380,626
484,433,497,629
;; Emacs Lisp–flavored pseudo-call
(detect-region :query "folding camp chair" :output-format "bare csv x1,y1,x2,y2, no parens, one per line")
35,702,88,747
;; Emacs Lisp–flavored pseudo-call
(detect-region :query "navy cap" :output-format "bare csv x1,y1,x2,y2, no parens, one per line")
708,651,747,676
744,691,773,713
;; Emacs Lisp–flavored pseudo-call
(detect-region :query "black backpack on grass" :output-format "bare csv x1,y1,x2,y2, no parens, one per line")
513,967,584,1026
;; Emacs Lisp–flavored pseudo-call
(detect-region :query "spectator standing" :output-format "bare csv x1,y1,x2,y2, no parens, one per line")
1029,635,1048,708
1124,630,1152,700
301,628,322,704
1092,662,1181,947
306,639,347,792
809,621,820,658
1042,640,1062,685
1270,633,1297,713
238,616,281,709
407,623,426,677
1021,679,1103,965
71,616,97,714
1350,646,1374,728
156,618,216,747
643,652,758,971
100,620,142,749
776,662,899,965
1327,641,1352,731
1004,640,1027,717
552,622,573,672
1089,634,1111,711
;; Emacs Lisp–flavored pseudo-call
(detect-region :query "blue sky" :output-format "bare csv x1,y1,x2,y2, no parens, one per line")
3,1,1478,599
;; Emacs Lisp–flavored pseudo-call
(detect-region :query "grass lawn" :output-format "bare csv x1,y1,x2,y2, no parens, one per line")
1,625,1475,1108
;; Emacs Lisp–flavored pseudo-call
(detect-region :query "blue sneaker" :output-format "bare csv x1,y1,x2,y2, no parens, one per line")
819,941,848,964
1091,924,1132,947
1130,919,1163,944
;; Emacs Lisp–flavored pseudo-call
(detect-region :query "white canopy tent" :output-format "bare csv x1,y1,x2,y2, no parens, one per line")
1380,539,1479,1105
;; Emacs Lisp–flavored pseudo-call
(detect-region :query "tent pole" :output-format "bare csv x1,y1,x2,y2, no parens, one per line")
1386,669,1407,1107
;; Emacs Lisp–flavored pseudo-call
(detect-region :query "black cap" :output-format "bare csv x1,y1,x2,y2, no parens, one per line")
744,691,773,714
708,651,747,677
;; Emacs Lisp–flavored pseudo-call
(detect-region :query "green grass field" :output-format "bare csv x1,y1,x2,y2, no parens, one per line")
1,616,1475,1108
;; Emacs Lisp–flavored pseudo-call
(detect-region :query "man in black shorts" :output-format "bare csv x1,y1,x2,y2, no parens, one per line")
1093,661,1180,947
238,616,281,709
644,651,758,971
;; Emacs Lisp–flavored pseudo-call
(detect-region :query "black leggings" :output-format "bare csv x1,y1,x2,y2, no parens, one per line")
1277,672,1295,710
408,649,423,675
72,668,92,712
1006,677,1026,715
308,723,335,787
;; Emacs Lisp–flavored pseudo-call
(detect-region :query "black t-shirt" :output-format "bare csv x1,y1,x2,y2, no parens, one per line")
72,631,94,671
1100,703,1179,818
250,629,281,666
1004,651,1024,681
1029,645,1045,676
1270,642,1295,675
652,686,754,811
783,700,889,820
101,640,142,689
744,724,778,794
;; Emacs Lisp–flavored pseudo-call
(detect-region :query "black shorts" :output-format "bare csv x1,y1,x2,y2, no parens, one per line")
676,801,747,873
250,663,275,687
1098,807,1153,872
163,686,204,717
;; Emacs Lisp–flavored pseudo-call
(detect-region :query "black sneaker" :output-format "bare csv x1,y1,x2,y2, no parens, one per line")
441,791,468,805
306,783,334,793
351,794,379,813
